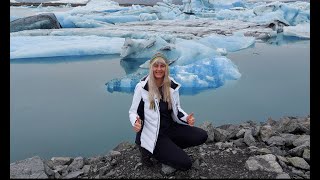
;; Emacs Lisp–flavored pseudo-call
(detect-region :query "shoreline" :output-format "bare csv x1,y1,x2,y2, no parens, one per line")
10,115,310,179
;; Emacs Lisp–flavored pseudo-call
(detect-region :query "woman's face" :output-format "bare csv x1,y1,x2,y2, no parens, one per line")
152,58,166,79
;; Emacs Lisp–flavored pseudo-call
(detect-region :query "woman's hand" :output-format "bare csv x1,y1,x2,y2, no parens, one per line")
133,116,142,132
186,112,195,126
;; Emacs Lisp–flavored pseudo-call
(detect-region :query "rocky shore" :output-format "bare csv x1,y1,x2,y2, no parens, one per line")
10,115,311,179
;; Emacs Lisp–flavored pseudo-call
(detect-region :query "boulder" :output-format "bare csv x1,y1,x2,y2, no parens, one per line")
10,13,62,33
10,156,48,179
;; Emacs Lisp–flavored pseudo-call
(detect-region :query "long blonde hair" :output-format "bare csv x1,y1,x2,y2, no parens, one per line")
148,55,172,110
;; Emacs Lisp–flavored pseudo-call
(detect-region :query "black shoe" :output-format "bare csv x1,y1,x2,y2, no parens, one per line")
139,146,154,167
141,155,154,167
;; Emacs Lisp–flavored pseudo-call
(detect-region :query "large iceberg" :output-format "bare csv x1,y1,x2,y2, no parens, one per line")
10,0,310,94
106,55,241,95
250,1,309,26
10,35,124,59
106,34,249,94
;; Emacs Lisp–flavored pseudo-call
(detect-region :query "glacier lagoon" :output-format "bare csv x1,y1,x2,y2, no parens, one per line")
10,40,309,163
10,0,310,163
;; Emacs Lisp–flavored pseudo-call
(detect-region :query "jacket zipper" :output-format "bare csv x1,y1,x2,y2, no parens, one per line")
171,92,179,123
153,97,160,151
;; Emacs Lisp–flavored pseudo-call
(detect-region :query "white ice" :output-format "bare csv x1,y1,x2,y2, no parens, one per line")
198,33,255,52
106,55,241,93
283,22,309,39
10,36,124,59
10,0,310,92
10,0,89,3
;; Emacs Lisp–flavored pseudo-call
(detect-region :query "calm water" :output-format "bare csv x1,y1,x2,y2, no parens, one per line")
10,40,310,163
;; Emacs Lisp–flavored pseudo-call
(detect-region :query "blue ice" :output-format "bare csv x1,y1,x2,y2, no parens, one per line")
106,55,241,95
198,33,255,52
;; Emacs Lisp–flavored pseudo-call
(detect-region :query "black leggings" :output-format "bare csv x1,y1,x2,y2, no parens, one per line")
152,123,208,171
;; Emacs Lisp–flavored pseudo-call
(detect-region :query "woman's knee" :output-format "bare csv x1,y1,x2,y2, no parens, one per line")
196,128,208,144
202,129,208,143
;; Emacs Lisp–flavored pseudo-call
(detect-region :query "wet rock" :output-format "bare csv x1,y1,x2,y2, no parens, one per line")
10,156,48,179
276,172,291,179
245,154,283,173
302,149,310,162
244,129,256,146
286,157,310,170
161,164,177,175
266,136,286,146
67,156,84,172
64,170,83,179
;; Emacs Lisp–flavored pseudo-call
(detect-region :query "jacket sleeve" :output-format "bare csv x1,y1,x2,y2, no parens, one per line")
129,83,142,126
175,90,188,123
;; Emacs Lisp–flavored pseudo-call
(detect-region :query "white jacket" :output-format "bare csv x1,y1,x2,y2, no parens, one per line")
129,75,189,153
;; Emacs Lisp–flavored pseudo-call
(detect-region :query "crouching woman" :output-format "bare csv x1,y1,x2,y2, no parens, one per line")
128,52,208,171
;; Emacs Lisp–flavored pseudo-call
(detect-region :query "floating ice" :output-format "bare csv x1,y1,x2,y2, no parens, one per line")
10,0,310,94
10,0,310,39
251,1,309,26
120,36,176,59
106,69,149,93
120,36,222,66
170,56,241,88
198,33,255,52
283,23,309,39
68,0,121,14
139,13,159,21
10,35,124,59
215,8,255,21
106,55,241,95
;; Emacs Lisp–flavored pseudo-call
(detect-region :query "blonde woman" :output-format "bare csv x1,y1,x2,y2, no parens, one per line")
129,52,208,170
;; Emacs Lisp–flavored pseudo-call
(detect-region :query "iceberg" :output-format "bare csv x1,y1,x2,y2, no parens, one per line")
120,36,177,59
10,35,124,59
283,22,310,39
215,8,256,21
120,36,223,66
106,55,241,95
68,0,121,14
198,33,255,52
251,1,309,26
10,0,310,94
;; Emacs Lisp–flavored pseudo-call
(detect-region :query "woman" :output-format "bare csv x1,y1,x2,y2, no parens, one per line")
129,52,208,171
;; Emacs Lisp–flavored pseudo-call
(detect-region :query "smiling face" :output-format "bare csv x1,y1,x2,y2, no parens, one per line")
151,58,167,80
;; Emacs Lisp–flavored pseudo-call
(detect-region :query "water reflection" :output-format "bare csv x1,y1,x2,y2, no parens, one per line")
10,40,310,163
261,34,309,46
105,78,221,95
120,58,148,74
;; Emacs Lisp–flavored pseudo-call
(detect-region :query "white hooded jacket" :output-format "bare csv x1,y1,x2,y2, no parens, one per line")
129,75,189,154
